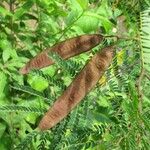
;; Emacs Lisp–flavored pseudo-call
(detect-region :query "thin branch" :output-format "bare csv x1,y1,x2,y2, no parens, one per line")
135,12,146,114
104,35,139,41
55,11,84,42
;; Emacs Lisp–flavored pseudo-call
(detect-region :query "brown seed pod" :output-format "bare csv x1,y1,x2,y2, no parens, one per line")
20,34,103,74
38,45,115,131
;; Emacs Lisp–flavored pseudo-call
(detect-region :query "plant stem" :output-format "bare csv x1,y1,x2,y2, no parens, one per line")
135,12,146,114
56,11,84,42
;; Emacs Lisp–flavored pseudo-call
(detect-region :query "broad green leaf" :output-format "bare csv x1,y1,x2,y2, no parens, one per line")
76,0,88,10
66,10,81,25
10,49,18,59
42,66,56,77
0,72,7,97
0,6,12,17
68,0,83,18
26,114,38,124
76,13,99,32
97,95,110,107
76,11,113,32
96,0,113,18
85,12,113,32
27,75,49,92
0,39,12,62
66,0,83,25
2,49,11,63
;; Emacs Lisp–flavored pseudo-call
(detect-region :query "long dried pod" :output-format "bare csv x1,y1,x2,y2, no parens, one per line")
38,45,115,130
20,34,103,74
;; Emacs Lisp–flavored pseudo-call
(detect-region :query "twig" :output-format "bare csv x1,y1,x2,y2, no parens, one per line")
135,12,146,114
55,11,84,42
104,35,139,41
42,11,84,47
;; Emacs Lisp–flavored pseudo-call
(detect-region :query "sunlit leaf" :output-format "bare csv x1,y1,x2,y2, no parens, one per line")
27,75,49,92
76,0,88,10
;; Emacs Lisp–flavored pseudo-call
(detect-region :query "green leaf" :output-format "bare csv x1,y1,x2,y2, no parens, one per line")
10,49,18,59
0,123,6,138
2,49,10,63
0,6,12,17
0,72,7,98
90,112,112,123
76,11,113,32
66,0,83,25
114,8,122,17
27,75,49,92
85,12,113,32
25,114,38,124
96,0,113,18
0,40,12,62
66,9,80,25
76,13,99,32
76,0,88,10
69,0,83,10
0,133,11,150
62,76,72,86
97,95,110,107
41,66,56,77
13,0,34,20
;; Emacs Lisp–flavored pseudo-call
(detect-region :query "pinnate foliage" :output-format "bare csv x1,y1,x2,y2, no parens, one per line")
0,0,150,150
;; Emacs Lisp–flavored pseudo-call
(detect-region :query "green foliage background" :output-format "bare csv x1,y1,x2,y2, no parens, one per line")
0,0,150,149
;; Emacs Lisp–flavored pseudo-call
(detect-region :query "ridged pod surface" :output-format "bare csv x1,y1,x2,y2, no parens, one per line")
20,34,103,74
38,46,115,130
